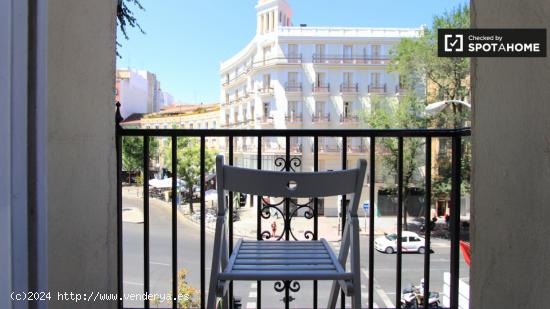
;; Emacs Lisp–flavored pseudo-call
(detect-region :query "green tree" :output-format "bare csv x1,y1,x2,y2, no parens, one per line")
389,4,470,104
362,95,427,229
387,4,472,212
164,138,216,214
122,136,158,184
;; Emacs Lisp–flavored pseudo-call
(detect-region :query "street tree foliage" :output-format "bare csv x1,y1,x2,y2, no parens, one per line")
386,4,472,204
116,0,145,57
389,4,470,103
363,94,427,229
122,136,158,183
164,138,216,214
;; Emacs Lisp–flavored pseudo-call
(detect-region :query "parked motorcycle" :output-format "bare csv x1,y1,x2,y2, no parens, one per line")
401,280,440,308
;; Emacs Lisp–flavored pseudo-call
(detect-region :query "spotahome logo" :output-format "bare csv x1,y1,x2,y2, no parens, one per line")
438,29,546,57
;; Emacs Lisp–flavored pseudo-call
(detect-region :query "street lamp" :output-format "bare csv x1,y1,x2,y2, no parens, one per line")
425,100,471,128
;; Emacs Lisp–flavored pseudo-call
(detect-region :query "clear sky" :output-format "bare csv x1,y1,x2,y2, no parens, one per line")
116,0,468,103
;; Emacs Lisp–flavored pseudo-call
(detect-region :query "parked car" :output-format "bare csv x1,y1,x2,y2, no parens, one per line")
375,231,428,254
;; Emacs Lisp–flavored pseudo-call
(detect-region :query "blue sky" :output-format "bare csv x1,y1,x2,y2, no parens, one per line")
117,0,468,103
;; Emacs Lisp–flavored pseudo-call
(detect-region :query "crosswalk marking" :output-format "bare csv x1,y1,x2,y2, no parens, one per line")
246,302,256,309
362,269,395,308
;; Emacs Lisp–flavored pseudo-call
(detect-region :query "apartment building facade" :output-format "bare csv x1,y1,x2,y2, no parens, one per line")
219,0,422,215
116,68,175,118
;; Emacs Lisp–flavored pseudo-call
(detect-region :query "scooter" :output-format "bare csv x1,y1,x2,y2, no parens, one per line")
401,280,440,308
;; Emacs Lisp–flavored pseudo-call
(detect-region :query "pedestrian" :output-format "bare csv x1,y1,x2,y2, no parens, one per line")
271,221,277,237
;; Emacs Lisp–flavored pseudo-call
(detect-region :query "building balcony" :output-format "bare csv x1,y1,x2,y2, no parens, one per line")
312,112,331,123
287,54,303,64
348,144,368,153
340,83,359,94
312,53,390,65
340,114,360,123
285,113,303,123
312,83,331,94
259,116,274,124
114,103,471,309
258,86,274,96
285,82,303,93
368,83,387,94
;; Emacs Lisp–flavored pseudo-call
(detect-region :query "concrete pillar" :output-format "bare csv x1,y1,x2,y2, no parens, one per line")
46,0,117,308
471,0,550,308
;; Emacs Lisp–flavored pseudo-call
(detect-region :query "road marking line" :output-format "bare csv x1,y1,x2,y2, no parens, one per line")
246,302,256,309
150,261,170,266
248,291,257,298
362,269,394,308
250,282,257,289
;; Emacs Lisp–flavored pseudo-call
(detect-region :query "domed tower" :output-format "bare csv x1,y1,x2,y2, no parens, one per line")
256,0,293,35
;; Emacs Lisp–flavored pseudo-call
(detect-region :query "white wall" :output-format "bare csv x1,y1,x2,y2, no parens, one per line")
46,0,117,308
119,69,148,118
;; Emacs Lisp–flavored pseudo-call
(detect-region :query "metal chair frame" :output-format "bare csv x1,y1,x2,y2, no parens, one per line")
208,155,367,309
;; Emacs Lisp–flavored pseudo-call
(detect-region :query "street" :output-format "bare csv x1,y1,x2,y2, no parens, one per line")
122,190,469,308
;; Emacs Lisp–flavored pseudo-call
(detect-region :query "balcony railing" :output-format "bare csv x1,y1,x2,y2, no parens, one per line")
368,83,387,94
312,112,330,122
285,82,303,92
116,103,470,309
312,83,330,93
340,83,359,93
340,114,360,123
223,56,304,86
287,54,303,64
258,86,274,96
312,53,390,64
285,113,303,123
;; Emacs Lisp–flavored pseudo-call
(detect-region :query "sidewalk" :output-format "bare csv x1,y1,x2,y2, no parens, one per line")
122,186,405,241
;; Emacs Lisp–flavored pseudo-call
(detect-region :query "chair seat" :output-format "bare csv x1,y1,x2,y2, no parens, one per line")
219,239,351,281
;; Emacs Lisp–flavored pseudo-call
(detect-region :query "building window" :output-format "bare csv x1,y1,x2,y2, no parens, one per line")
263,74,271,89
371,72,381,86
315,101,325,116
371,44,381,58
263,102,270,118
316,72,326,87
288,101,301,117
288,44,298,59
288,72,298,86
343,72,353,86
343,45,353,61
315,44,326,61
344,102,352,117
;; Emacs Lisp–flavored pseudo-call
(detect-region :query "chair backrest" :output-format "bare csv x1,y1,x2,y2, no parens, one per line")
215,155,367,216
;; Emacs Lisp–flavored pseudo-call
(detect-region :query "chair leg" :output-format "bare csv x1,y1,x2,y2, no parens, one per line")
327,280,340,309
350,218,362,309
207,216,227,309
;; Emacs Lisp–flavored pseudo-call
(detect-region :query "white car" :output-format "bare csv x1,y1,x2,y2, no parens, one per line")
375,231,428,254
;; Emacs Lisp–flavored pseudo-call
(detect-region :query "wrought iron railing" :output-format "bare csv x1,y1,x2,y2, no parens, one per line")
312,83,331,93
312,54,390,64
116,103,470,309
285,82,303,92
368,83,387,94
340,83,359,93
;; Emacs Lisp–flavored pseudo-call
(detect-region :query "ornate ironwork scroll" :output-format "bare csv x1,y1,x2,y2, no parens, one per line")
260,156,317,303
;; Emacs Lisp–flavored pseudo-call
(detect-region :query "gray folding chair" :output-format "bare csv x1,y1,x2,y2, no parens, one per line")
208,155,367,309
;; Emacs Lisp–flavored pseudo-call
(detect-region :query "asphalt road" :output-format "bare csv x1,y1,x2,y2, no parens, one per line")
122,193,469,308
